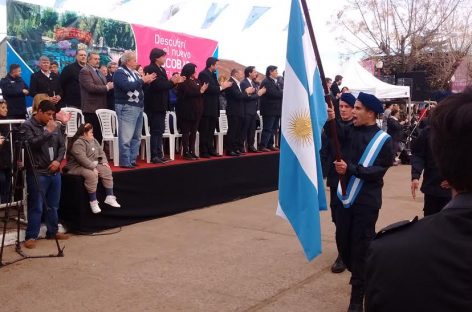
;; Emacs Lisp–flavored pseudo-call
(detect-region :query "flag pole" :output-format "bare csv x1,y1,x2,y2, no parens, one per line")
299,0,346,195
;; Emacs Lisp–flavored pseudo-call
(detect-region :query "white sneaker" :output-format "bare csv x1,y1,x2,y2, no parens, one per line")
90,200,101,214
104,195,121,208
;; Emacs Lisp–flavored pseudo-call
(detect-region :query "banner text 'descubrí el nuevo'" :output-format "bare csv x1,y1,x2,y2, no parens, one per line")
132,24,218,76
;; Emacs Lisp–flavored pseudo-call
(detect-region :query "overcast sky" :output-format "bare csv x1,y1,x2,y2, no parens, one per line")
1,0,350,77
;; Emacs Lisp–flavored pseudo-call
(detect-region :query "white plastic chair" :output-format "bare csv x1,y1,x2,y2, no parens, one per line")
60,107,85,138
96,109,119,167
215,110,228,156
162,111,182,160
140,112,151,163
255,111,263,149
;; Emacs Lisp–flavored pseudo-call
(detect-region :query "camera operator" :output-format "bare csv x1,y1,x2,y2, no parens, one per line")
21,100,70,249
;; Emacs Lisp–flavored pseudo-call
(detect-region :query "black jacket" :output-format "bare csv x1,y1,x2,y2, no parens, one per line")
411,126,451,197
365,193,472,312
240,78,260,116
198,68,220,118
224,77,245,117
335,122,392,209
176,78,203,121
21,117,65,175
60,62,83,108
0,119,12,169
0,74,28,117
29,71,62,99
144,63,174,113
386,117,402,142
260,78,282,117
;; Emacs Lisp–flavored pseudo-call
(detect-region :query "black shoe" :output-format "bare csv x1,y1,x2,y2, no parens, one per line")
119,165,135,169
131,162,138,167
151,157,164,164
258,147,271,152
183,153,195,160
161,156,171,163
209,151,221,157
227,151,240,157
200,153,211,158
190,152,199,159
248,147,259,153
236,150,246,155
269,146,279,151
347,303,363,312
331,255,346,273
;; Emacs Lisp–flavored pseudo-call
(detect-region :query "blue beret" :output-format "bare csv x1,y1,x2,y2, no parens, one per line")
340,93,356,107
357,92,384,114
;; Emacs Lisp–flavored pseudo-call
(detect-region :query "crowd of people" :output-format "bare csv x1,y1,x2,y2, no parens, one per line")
1,49,471,311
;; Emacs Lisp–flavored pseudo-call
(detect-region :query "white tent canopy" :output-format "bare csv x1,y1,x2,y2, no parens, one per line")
341,60,410,99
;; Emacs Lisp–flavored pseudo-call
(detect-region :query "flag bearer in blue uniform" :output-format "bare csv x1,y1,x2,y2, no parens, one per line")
327,92,392,312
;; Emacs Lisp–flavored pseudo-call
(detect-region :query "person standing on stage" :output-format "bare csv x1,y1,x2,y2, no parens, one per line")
176,63,208,160
322,92,355,274
197,57,232,158
144,48,182,164
240,66,266,153
0,64,29,119
29,56,62,108
224,68,246,156
79,52,113,144
327,92,392,312
60,49,87,109
114,51,156,168
365,88,472,312
106,61,118,110
259,65,283,152
330,74,343,119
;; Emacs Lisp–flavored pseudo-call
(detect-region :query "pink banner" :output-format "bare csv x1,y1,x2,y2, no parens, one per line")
132,24,218,77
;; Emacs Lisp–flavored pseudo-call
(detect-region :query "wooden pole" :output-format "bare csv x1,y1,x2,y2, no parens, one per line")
299,0,346,195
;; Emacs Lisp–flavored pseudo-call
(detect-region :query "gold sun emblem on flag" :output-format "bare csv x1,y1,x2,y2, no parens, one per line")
288,110,313,146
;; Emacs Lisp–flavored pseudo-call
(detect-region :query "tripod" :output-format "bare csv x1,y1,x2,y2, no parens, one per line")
0,132,64,267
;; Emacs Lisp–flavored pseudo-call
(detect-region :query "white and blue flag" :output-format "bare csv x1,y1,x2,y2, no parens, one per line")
277,0,328,261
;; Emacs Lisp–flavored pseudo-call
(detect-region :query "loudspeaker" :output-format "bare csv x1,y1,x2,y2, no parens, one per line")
397,71,429,101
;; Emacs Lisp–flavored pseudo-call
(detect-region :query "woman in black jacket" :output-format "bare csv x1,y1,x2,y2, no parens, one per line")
387,108,404,165
176,63,208,160
0,101,12,202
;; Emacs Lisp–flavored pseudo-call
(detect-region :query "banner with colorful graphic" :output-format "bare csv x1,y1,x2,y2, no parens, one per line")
6,0,218,83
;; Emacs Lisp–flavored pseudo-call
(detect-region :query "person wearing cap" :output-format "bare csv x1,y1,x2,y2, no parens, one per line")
197,57,232,158
321,92,356,275
327,91,392,312
144,48,182,164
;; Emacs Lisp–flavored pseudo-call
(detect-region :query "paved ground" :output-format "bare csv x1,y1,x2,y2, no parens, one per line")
0,165,423,312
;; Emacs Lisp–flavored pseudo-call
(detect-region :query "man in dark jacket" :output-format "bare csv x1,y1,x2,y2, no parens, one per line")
330,74,343,119
60,49,87,109
29,56,62,107
240,66,266,152
0,64,29,119
224,68,246,156
144,48,181,163
259,65,283,152
410,119,451,216
197,57,232,158
365,88,472,312
21,100,69,249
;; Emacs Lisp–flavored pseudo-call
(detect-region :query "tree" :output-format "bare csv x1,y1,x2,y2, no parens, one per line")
333,0,472,90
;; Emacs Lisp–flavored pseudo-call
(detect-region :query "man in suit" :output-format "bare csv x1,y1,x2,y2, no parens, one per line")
365,88,472,312
198,57,232,158
144,48,182,164
240,66,266,152
60,49,87,109
330,74,343,119
79,52,114,144
29,56,62,108
259,65,283,152
224,68,246,156
106,61,118,110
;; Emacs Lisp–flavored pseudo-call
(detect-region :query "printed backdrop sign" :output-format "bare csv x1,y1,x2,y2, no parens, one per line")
6,0,218,86
133,24,218,76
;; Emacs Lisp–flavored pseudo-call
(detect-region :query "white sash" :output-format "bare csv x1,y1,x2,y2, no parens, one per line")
337,130,390,208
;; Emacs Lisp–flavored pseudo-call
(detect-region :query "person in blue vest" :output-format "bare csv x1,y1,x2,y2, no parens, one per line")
327,92,393,312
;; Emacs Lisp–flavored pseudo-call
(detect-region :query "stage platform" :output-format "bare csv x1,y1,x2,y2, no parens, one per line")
59,152,279,233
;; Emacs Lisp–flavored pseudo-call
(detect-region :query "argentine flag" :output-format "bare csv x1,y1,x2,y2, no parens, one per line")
277,0,328,261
